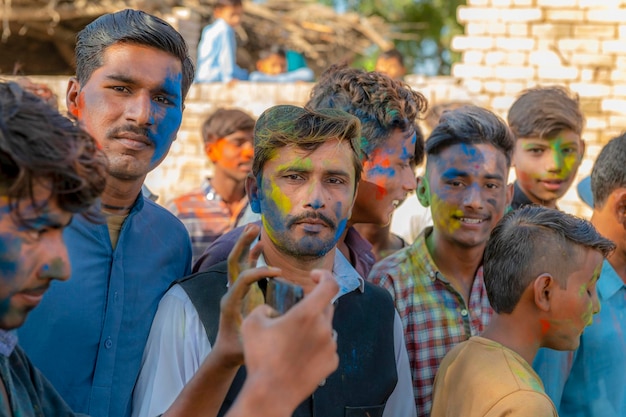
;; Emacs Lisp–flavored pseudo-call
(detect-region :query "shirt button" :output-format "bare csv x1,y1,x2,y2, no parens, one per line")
104,338,113,349
460,309,469,317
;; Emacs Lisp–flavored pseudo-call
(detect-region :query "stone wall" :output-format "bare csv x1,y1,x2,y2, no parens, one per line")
451,0,626,218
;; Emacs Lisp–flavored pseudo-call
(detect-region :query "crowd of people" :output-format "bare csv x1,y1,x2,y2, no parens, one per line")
1,4,625,417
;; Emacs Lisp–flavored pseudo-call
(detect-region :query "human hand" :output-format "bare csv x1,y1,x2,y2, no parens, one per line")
212,223,281,368
234,270,339,416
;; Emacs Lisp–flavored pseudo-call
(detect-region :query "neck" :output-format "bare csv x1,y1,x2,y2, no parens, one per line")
210,172,246,205
427,229,484,290
591,211,626,282
516,181,557,209
101,176,144,213
353,223,402,262
260,229,336,294
481,314,540,365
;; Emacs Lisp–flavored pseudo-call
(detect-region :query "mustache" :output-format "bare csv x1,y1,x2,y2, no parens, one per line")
286,212,336,230
107,124,151,141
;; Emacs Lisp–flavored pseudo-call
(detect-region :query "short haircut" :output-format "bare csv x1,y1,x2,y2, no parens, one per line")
0,81,107,223
75,9,195,100
215,0,242,9
306,64,427,165
252,105,363,184
378,48,405,66
484,206,615,314
507,86,584,139
201,108,255,144
426,105,515,167
591,132,626,208
258,45,286,60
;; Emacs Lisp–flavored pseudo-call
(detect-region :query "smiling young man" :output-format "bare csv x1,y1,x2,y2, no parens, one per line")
133,105,416,417
430,206,614,417
507,86,585,210
17,10,194,417
368,105,515,417
167,108,255,263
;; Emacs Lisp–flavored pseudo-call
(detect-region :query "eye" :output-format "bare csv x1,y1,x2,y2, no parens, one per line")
154,95,172,105
485,183,499,189
561,147,577,155
284,174,303,181
527,148,544,155
448,180,464,187
327,177,346,185
111,86,130,93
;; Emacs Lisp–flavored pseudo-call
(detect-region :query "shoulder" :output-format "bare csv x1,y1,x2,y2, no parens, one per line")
486,390,557,417
141,198,189,235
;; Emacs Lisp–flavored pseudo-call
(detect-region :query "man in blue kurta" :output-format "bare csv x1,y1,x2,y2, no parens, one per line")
17,10,193,417
533,132,626,416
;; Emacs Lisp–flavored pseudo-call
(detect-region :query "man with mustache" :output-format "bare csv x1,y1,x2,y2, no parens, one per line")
133,105,416,417
17,9,193,417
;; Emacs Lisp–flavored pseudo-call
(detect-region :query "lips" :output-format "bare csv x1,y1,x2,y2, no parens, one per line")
540,179,566,192
13,285,49,307
454,215,489,226
115,133,152,151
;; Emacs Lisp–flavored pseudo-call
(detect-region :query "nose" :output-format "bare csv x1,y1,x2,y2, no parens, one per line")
241,142,254,160
304,182,327,210
546,149,564,173
41,230,71,282
401,166,417,193
126,91,155,127
463,183,484,210
591,287,601,315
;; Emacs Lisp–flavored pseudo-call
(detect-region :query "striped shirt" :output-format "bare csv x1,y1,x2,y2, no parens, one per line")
367,227,493,417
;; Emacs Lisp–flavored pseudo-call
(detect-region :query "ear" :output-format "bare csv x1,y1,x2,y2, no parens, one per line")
246,174,262,213
66,77,81,119
416,175,431,208
612,189,626,227
533,273,556,312
578,139,586,161
506,182,514,208
205,140,219,163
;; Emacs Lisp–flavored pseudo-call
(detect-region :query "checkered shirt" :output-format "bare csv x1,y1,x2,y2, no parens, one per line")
367,227,493,417
167,179,248,263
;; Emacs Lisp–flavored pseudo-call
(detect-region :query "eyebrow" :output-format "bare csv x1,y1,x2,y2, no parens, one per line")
441,168,468,179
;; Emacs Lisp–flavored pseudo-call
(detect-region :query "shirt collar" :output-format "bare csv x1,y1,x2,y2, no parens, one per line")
598,259,626,301
510,181,535,210
256,247,364,302
0,330,17,357
201,178,222,202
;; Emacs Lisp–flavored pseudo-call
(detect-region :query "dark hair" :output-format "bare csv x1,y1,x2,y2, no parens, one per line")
215,0,242,9
426,105,515,166
201,108,255,144
253,105,363,183
0,81,107,223
378,48,405,66
75,9,195,100
507,86,584,139
484,206,615,314
306,64,427,165
258,45,286,60
591,132,626,208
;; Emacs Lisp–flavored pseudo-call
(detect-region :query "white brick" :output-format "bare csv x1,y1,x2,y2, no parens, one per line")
463,50,485,64
500,8,543,22
492,96,517,110
529,50,563,66
492,0,513,5
465,22,489,35
609,115,626,127
452,64,495,79
602,40,626,54
587,9,626,23
504,52,529,65
512,0,533,4
507,23,529,36
619,24,626,38
494,65,535,79
485,51,506,65
503,81,526,95
568,53,614,67
580,69,594,82
573,24,617,38
451,36,494,51
537,66,579,80
612,70,626,81
484,81,504,93
537,0,578,6
602,99,626,114
496,37,535,51
570,83,612,97
585,117,609,130
579,0,622,7
613,85,626,96
531,23,572,37
463,78,484,94
457,7,500,23
545,9,585,21
467,0,490,5
557,39,600,53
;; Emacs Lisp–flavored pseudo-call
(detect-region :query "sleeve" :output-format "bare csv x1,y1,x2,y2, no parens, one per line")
484,390,558,417
131,285,213,417
367,266,397,304
382,311,417,417
532,347,574,411
219,26,247,83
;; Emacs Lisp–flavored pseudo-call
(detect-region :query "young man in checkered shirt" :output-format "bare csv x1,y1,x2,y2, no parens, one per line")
367,105,515,417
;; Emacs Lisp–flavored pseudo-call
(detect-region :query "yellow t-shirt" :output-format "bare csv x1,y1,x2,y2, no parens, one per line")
431,336,558,417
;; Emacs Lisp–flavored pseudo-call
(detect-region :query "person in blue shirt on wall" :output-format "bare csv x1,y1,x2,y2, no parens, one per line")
196,0,249,83
17,9,194,417
534,132,626,416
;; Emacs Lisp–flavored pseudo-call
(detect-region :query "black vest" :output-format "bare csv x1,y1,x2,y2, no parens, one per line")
178,261,398,417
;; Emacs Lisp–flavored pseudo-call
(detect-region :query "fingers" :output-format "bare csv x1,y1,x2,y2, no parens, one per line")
227,223,261,285
292,269,338,315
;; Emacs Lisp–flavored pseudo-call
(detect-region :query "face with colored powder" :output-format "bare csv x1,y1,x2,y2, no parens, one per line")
514,129,584,208
251,138,357,260
419,143,510,248
0,183,72,329
207,129,254,182
66,43,184,183
353,128,417,226
543,248,603,351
